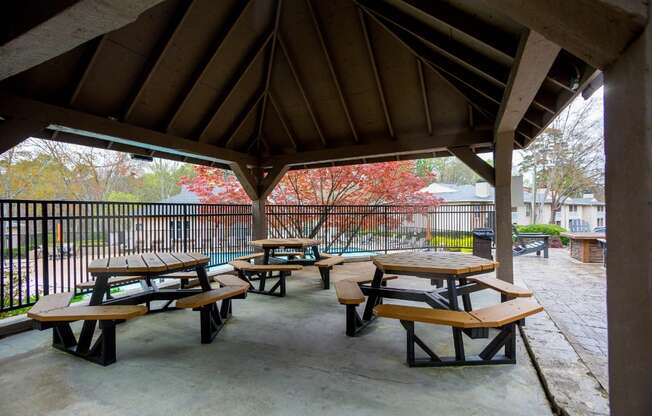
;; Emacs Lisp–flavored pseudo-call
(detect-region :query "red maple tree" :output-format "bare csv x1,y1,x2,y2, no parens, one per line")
179,161,441,253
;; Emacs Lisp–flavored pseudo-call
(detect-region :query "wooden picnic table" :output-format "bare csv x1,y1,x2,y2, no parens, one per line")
359,251,499,339
250,238,322,265
560,232,606,263
79,252,211,351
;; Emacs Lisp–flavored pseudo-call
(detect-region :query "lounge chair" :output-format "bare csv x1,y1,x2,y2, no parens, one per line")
512,225,549,258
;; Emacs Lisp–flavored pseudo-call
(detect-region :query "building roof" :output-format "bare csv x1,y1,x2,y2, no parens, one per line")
422,183,605,206
160,186,224,204
0,0,600,176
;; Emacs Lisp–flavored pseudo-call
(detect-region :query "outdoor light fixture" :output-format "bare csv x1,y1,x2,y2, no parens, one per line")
130,153,154,162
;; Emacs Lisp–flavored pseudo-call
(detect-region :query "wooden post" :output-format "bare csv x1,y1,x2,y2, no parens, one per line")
252,198,267,241
494,131,513,283
603,15,652,413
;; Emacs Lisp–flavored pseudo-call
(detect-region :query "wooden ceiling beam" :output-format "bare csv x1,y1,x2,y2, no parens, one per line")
359,6,500,120
259,164,289,199
257,0,283,149
223,90,266,149
485,0,646,69
362,1,509,87
416,59,432,135
229,162,260,200
261,128,493,167
399,0,518,60
278,36,326,146
165,0,254,132
305,0,359,143
0,0,166,81
0,93,257,167
495,30,560,134
0,118,48,154
197,32,273,141
448,146,495,186
268,93,298,150
69,35,108,107
358,8,394,139
123,0,197,122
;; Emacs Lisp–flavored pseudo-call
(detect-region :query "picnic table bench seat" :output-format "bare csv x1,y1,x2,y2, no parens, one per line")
76,275,145,291
233,253,264,261
213,274,250,288
334,275,399,336
273,251,304,258
467,276,533,299
28,293,147,366
315,255,346,289
374,298,544,367
229,260,303,297
176,285,249,344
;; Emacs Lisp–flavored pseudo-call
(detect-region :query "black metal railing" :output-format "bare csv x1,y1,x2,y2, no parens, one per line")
1,200,493,312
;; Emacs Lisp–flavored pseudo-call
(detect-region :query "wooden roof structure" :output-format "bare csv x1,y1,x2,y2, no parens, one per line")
0,0,602,182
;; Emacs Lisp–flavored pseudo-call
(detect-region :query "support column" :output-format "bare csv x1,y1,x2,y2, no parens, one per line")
494,131,513,283
252,198,267,241
603,18,652,414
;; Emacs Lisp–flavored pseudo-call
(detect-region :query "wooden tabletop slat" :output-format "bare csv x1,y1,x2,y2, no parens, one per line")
250,238,321,249
88,252,209,275
140,252,170,273
87,257,110,273
373,252,497,276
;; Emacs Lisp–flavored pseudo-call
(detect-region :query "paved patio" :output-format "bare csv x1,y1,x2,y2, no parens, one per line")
516,248,608,390
0,262,551,416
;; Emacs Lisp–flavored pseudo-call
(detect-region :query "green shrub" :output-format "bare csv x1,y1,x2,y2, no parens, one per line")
516,224,569,245
430,235,473,253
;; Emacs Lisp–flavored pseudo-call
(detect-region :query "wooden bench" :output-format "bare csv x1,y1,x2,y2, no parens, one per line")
176,285,249,343
374,298,544,367
334,275,398,336
213,273,250,288
229,260,303,297
273,251,304,259
315,256,345,289
467,275,533,299
233,253,264,261
158,269,228,288
28,293,147,366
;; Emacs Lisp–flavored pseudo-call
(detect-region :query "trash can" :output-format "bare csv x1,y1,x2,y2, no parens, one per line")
472,228,494,260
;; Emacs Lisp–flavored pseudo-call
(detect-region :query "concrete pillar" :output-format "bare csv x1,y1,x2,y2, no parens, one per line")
252,198,267,241
494,131,514,283
603,16,652,414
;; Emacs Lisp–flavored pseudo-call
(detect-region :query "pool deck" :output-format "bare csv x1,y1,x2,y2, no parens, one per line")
0,261,552,416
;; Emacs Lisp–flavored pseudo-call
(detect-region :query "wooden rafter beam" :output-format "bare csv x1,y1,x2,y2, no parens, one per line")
416,59,432,135
362,0,509,87
399,0,518,60
495,30,560,133
358,8,394,138
223,90,265,148
257,0,284,151
278,36,326,146
0,118,48,155
305,0,359,142
485,0,646,69
268,93,298,150
165,0,254,132
198,32,273,141
261,128,493,167
358,5,499,120
69,35,108,106
123,0,196,122
0,0,166,81
448,146,495,186
0,93,257,167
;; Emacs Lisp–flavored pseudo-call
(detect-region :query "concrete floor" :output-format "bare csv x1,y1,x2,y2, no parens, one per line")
0,262,552,416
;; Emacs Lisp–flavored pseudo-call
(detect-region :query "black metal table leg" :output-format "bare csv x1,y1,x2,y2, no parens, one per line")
77,274,110,353
362,268,384,321
311,245,321,261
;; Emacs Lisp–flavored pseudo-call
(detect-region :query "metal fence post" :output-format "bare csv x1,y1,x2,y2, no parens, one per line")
384,205,388,254
40,202,49,295
183,205,188,252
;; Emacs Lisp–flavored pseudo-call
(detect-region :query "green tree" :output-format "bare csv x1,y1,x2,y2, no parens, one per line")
416,157,482,185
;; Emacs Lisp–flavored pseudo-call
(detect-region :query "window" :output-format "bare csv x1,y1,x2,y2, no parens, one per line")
525,203,532,217
568,205,578,212
555,221,561,226
597,218,604,227
597,205,605,212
